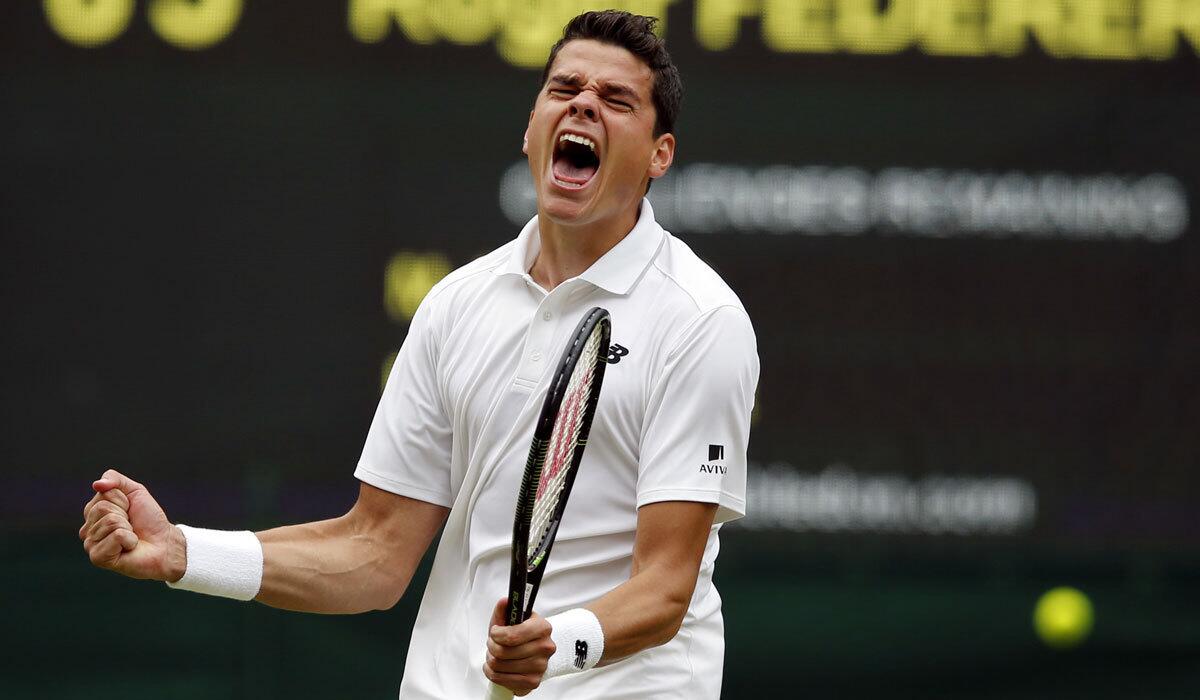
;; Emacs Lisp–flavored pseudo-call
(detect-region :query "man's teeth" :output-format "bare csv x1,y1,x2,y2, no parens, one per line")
558,133,596,153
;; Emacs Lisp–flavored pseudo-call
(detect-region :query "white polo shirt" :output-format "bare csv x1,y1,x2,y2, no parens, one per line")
356,199,759,700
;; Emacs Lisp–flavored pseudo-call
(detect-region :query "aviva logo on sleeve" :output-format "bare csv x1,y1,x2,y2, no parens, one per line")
700,444,726,474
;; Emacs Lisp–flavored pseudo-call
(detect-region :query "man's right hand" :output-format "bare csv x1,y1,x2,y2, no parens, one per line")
79,469,187,582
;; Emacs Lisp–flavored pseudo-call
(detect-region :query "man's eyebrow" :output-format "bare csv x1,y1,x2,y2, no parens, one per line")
598,81,640,102
547,74,642,103
547,73,584,88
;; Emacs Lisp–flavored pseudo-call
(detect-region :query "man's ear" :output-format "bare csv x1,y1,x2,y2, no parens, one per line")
648,133,675,179
522,109,533,155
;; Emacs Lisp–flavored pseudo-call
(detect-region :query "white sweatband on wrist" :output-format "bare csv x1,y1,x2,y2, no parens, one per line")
166,525,263,601
544,608,605,679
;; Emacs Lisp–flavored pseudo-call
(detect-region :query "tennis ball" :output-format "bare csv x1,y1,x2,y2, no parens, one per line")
1033,586,1094,649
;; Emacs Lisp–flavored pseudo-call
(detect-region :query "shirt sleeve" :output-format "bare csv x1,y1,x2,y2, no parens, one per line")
637,305,759,524
354,298,454,507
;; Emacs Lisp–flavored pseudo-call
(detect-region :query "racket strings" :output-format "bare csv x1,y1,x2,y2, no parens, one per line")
527,326,603,561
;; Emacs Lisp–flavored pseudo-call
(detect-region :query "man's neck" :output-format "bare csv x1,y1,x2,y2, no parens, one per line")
529,201,640,291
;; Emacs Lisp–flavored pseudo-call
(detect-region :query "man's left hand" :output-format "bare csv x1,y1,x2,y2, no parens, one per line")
483,597,556,696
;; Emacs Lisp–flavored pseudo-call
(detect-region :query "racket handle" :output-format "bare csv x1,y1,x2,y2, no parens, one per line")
486,681,515,700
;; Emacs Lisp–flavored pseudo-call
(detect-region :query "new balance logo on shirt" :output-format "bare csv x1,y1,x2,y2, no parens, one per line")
605,344,629,364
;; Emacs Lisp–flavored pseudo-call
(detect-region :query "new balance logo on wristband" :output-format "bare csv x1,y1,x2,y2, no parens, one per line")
545,608,602,678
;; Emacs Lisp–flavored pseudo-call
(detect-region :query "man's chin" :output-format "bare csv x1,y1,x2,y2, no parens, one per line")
538,188,592,224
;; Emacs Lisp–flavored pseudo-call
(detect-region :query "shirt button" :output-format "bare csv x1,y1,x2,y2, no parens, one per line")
531,350,542,362
543,311,552,321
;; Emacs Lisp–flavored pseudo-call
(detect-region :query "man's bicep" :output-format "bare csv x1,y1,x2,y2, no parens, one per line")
631,500,718,580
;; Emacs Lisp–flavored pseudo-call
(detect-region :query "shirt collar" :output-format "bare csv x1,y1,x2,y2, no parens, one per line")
496,198,665,296
499,213,544,278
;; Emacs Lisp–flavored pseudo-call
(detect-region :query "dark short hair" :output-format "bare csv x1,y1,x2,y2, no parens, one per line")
540,11,682,137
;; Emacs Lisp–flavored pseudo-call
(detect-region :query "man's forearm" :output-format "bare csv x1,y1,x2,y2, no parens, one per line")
585,501,717,665
587,563,693,664
483,562,695,692
253,516,414,614
486,505,716,690
165,485,447,615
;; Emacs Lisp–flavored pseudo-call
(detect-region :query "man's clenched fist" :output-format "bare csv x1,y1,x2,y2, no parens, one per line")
79,469,186,582
484,597,555,696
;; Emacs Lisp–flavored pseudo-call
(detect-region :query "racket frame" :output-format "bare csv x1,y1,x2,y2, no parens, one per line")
503,306,611,626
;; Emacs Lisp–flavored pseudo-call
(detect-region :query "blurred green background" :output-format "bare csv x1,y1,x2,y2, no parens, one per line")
3,1,1198,698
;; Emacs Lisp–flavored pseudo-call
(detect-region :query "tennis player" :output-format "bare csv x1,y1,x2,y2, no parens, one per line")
79,11,758,698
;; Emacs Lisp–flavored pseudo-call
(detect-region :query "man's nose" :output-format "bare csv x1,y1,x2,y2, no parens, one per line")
568,93,599,121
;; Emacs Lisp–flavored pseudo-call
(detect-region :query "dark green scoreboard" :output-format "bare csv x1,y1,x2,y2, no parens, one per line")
3,2,1198,698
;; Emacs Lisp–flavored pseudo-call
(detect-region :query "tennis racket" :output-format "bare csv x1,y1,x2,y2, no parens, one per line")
485,306,611,700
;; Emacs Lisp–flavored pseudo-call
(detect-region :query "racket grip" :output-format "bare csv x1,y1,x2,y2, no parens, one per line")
486,681,515,700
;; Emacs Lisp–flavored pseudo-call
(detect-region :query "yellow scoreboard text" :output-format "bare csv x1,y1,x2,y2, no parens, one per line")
42,0,1200,63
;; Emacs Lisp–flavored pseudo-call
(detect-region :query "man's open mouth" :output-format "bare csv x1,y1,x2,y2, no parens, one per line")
552,133,600,189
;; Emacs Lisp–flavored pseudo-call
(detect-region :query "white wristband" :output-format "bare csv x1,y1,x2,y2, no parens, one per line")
166,525,263,601
544,608,605,679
